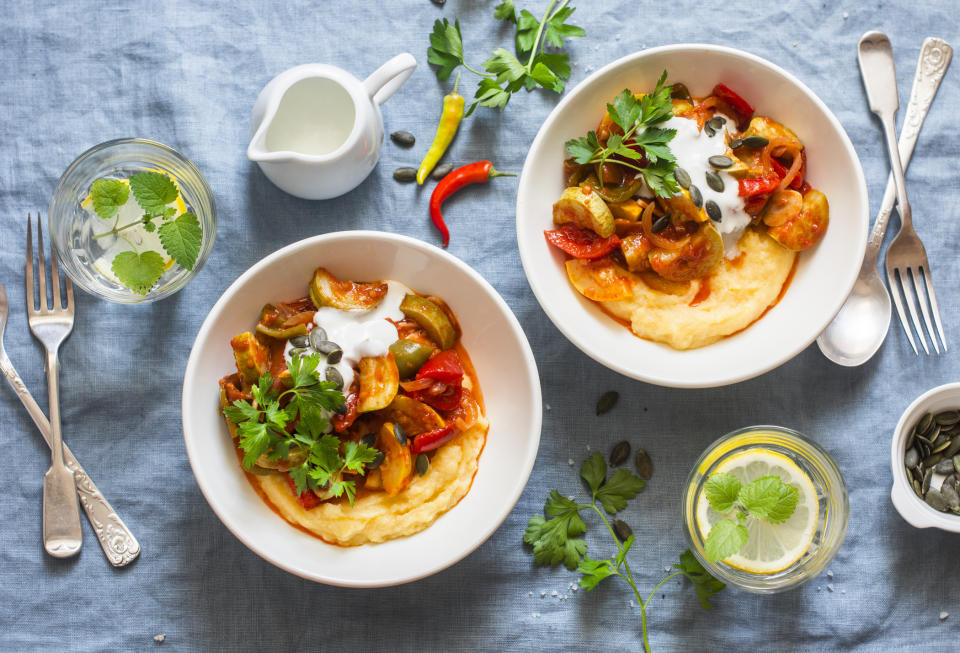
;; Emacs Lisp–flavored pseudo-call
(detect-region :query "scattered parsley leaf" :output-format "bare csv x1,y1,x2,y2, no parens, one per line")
674,550,726,610
541,5,585,49
704,518,749,563
129,171,179,215
595,468,646,514
493,0,517,24
738,476,799,524
524,490,588,569
111,250,165,295
579,452,606,494
578,555,616,590
427,18,464,81
90,178,129,220
703,472,741,514
158,213,202,271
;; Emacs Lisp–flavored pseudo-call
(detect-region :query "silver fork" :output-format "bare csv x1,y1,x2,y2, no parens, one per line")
26,213,82,557
859,32,947,356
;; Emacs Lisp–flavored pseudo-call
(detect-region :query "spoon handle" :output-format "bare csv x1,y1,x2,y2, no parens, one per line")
864,38,952,261
858,31,913,227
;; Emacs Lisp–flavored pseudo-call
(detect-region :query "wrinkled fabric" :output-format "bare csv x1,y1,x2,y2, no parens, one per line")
1,1,959,651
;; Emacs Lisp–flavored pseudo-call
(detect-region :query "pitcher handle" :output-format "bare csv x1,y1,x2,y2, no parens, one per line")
364,53,417,106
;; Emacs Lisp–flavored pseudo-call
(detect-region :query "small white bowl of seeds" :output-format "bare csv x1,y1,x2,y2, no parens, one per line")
891,383,960,532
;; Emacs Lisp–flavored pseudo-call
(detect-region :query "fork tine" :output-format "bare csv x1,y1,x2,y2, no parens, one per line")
899,268,929,355
888,267,918,355
25,214,35,313
46,216,64,311
921,267,947,352
36,215,48,311
910,266,939,354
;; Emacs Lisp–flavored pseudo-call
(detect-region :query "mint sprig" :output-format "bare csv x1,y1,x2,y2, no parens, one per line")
89,170,203,296
524,452,724,652
702,473,800,563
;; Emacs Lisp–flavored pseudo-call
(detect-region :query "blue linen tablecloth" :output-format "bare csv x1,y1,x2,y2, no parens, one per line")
2,0,959,650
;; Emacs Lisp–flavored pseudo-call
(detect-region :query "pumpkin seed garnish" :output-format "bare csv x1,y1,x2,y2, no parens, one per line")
612,519,633,542
675,167,691,189
393,167,418,183
742,135,769,148
314,340,343,364
393,423,408,446
431,162,455,181
367,450,386,470
596,391,619,416
634,449,653,480
705,200,722,222
360,432,377,448
707,116,725,130
416,453,429,476
309,328,328,351
325,366,344,390
728,138,743,149
705,170,724,193
288,347,309,359
704,123,716,137
289,335,309,349
689,185,703,208
708,155,733,169
651,214,670,233
610,441,631,466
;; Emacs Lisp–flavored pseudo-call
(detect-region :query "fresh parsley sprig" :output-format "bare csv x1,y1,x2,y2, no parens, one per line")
224,353,378,506
702,472,799,562
89,171,202,295
524,453,724,652
564,71,681,198
427,0,584,117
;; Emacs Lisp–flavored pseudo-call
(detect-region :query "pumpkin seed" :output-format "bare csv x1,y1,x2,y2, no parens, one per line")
918,412,934,434
924,453,944,468
912,478,923,497
635,449,653,479
689,185,703,208
288,347,309,359
431,162,455,180
742,135,769,148
904,447,919,468
309,328,328,350
367,450,386,470
906,429,916,449
932,438,951,455
394,423,407,446
314,340,343,364
935,458,956,474
708,155,733,169
671,83,692,102
289,335,309,348
390,130,416,147
651,214,670,233
675,167,691,189
612,519,633,542
705,170,724,193
596,391,619,416
923,467,933,494
728,138,743,149
704,123,716,137
325,366,344,390
360,432,377,448
929,424,942,441
705,200,722,222
942,483,960,510
926,489,948,511
940,436,960,458
610,441,631,466
416,453,429,476
937,410,960,426
708,116,726,130
954,454,960,474
393,167,418,183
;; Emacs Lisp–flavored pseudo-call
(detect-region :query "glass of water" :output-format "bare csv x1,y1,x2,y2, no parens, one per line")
49,138,216,304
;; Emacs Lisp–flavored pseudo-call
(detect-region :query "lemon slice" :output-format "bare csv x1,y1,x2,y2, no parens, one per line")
696,448,819,574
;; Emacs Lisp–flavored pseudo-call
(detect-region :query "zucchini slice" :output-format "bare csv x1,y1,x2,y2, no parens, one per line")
357,354,400,413
230,332,270,388
309,267,388,310
552,186,616,237
399,295,456,350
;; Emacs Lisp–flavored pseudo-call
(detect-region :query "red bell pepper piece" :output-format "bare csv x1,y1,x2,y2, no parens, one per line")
410,425,457,455
544,224,621,260
712,83,754,126
738,175,781,197
409,350,464,411
332,392,358,432
769,156,804,190
286,474,322,509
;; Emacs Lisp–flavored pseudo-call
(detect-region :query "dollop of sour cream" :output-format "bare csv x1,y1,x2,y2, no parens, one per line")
663,113,750,257
283,280,412,392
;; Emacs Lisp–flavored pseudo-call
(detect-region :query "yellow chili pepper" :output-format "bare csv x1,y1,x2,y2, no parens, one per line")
416,72,465,184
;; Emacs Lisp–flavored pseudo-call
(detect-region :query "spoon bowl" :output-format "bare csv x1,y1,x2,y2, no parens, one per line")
818,269,890,366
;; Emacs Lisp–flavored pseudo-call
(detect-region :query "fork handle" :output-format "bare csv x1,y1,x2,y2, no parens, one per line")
42,350,83,557
0,351,140,565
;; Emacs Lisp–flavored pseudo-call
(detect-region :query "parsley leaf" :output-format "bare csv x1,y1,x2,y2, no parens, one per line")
704,472,741,514
704,518,749,563
579,452,607,493
129,171,179,215
427,18,464,81
158,212,202,271
595,468,646,514
90,178,129,219
578,555,616,590
542,5,585,48
111,250,165,295
523,490,588,569
493,0,517,23
674,550,726,610
738,476,799,524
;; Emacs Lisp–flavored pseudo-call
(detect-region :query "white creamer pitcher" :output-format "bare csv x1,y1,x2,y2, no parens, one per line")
247,53,416,200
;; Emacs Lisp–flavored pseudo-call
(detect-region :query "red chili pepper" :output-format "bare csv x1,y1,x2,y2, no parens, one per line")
544,224,621,260
286,474,322,509
738,175,781,197
430,161,516,247
711,83,754,127
410,425,457,455
410,350,464,410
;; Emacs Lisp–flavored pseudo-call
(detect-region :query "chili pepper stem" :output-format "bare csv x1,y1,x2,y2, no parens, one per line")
487,168,516,179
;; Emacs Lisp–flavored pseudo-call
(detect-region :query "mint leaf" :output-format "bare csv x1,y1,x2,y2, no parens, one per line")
90,178,129,219
129,171,179,215
704,472,741,514
739,476,798,523
674,549,725,610
595,468,645,514
579,452,606,494
578,555,616,590
704,518,749,562
158,212,202,270
111,250,165,295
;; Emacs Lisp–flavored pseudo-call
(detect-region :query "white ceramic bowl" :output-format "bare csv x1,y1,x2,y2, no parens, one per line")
516,45,869,387
182,231,542,586
890,383,960,533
